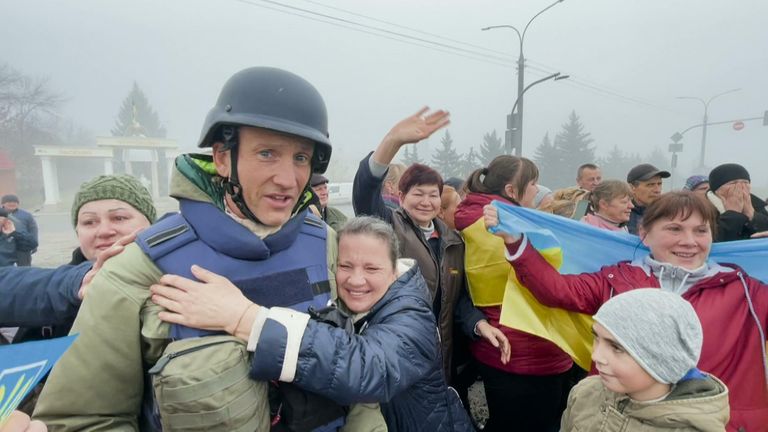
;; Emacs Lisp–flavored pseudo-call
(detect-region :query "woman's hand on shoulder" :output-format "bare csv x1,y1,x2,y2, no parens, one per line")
151,265,258,340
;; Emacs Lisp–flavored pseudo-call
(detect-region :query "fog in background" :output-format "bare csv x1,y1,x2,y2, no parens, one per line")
2,0,767,189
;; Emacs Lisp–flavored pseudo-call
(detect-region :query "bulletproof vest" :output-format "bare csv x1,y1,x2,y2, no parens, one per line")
137,200,332,338
137,199,344,431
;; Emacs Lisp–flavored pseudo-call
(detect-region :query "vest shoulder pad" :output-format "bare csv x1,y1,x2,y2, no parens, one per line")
137,212,198,261
301,212,328,240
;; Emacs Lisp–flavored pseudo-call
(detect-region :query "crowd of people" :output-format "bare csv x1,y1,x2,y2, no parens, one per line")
1,66,768,432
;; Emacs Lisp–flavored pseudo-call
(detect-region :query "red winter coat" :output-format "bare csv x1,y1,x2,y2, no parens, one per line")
454,193,573,376
509,238,768,432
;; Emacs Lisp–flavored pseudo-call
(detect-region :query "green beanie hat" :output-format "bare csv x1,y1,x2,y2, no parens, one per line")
71,175,157,227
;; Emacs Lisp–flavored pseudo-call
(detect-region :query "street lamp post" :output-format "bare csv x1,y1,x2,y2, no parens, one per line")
483,0,565,156
676,88,740,169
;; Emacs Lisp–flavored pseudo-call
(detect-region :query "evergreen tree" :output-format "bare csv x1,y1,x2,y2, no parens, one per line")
400,144,423,165
460,146,481,179
549,111,596,188
646,146,670,171
598,145,643,181
111,82,167,138
479,130,504,165
533,132,562,187
431,130,461,179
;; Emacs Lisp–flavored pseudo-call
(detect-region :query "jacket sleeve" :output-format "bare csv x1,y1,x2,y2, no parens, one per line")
9,229,38,252
352,152,394,224
249,296,438,405
0,262,90,327
507,237,608,315
33,244,166,431
453,280,485,339
716,211,750,241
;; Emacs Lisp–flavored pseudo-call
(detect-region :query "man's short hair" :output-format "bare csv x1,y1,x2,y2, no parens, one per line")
1,194,19,204
577,163,599,180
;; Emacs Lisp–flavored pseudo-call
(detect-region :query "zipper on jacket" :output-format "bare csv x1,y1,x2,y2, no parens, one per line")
148,339,237,375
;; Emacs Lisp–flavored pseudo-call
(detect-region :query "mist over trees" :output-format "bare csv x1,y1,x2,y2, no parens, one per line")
534,111,596,188
431,130,461,179
0,63,69,202
111,82,167,138
478,130,504,165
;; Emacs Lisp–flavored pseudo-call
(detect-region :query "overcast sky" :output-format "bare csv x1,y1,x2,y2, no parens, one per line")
2,0,767,186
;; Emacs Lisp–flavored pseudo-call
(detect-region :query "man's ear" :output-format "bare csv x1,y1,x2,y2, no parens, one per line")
211,142,231,178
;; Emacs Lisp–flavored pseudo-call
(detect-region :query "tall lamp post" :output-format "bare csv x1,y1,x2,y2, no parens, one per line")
676,88,740,169
483,0,566,156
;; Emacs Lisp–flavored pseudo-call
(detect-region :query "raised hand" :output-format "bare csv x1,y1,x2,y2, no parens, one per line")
718,183,745,214
1,217,15,235
373,107,451,165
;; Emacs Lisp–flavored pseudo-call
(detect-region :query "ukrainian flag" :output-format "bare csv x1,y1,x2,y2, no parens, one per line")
490,200,768,369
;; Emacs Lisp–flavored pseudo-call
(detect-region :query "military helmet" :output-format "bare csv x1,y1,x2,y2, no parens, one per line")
198,67,332,173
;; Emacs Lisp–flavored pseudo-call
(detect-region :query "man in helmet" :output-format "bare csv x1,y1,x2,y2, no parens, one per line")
34,68,384,431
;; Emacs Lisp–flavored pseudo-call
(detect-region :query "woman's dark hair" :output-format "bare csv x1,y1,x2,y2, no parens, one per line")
465,155,539,205
337,216,400,269
398,163,443,196
640,191,718,237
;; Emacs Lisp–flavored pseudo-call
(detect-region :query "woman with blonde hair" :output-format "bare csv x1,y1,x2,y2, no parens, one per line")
583,179,634,232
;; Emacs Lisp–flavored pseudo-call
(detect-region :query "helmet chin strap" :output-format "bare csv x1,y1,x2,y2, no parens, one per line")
221,125,263,225
220,125,313,227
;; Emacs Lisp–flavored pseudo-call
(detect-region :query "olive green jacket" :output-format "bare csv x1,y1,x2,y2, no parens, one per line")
561,375,729,431
34,155,385,431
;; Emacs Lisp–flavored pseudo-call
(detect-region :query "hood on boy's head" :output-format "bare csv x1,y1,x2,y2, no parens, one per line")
594,288,702,384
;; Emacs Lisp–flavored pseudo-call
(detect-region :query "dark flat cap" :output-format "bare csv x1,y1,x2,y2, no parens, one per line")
627,164,671,183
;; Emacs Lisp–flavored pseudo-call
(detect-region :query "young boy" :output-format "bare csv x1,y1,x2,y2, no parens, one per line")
561,289,730,431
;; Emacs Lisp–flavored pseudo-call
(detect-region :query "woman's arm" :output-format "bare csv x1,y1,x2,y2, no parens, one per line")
251,297,439,405
352,108,449,220
484,204,608,314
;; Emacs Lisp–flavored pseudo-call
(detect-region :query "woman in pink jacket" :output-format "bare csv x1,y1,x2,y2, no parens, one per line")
485,191,768,432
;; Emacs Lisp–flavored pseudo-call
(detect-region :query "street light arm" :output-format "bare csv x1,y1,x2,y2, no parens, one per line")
676,96,706,108
512,72,564,113
706,88,741,107
522,0,565,47
481,25,522,46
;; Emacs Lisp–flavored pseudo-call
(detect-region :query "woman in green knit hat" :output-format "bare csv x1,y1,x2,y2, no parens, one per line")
13,174,156,411
69,174,156,262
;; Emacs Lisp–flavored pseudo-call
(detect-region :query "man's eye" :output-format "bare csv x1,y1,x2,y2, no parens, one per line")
295,154,310,164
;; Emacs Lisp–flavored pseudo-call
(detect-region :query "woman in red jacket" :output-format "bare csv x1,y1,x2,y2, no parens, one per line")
454,155,574,432
485,191,768,432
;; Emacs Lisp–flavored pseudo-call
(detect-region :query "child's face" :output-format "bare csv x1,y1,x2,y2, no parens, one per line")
591,323,671,401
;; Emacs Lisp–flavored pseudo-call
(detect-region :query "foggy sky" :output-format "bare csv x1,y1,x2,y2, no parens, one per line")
2,0,767,187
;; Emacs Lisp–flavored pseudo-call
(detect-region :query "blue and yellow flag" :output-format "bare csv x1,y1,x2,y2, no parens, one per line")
0,335,76,426
490,201,768,369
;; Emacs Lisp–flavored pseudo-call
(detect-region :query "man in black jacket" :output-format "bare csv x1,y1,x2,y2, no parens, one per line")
706,163,768,241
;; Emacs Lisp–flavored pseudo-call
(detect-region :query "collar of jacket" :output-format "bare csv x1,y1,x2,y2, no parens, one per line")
179,198,308,260
393,207,463,248
600,374,728,429
627,256,745,291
